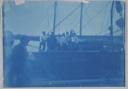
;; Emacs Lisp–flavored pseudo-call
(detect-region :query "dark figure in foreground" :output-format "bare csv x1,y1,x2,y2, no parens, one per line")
3,31,14,87
6,36,31,87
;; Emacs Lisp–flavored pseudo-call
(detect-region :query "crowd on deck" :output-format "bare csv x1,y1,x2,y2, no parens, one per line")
39,30,79,51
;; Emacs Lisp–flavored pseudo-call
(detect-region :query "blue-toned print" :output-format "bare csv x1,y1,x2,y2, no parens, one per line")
3,1,125,87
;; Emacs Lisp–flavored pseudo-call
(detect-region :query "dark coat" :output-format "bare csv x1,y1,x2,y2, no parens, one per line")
10,43,28,75
47,36,57,50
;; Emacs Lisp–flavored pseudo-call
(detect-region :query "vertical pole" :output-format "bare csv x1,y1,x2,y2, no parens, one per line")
47,8,49,32
110,1,114,44
110,1,114,66
53,1,57,34
80,2,83,36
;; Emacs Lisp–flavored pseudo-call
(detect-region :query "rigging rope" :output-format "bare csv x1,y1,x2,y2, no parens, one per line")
86,10,97,35
105,14,110,35
30,12,47,35
30,4,53,35
104,29,121,36
73,3,91,30
46,8,50,32
47,5,81,34
27,8,46,35
100,5,107,35
66,9,80,31
81,1,111,31
58,2,67,21
45,6,54,34
56,2,62,34
48,6,54,31
86,11,93,35
77,25,117,43
57,2,62,16
96,25,116,36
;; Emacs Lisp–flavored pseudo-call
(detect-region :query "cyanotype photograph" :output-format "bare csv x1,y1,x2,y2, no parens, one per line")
2,0,125,87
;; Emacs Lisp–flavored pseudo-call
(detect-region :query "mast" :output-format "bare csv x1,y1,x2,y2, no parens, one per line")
47,8,49,32
53,1,57,34
110,1,114,44
110,1,115,61
80,2,83,36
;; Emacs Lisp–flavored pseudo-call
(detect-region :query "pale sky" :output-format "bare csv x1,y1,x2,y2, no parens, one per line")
2,1,125,52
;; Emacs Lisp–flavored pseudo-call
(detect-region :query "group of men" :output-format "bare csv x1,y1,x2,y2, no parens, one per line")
39,30,79,51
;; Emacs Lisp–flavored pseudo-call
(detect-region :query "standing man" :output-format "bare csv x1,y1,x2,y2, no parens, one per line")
47,32,57,51
39,31,47,51
70,31,79,51
66,32,69,37
60,33,69,51
65,32,70,45
8,35,31,87
60,33,65,46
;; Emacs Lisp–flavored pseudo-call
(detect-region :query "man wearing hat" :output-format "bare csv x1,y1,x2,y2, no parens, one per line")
39,31,48,51
47,32,57,51
7,35,31,87
69,31,79,51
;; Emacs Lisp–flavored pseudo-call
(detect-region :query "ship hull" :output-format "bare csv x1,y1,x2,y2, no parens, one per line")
27,51,124,81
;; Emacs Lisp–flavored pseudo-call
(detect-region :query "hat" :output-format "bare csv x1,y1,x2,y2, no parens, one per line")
20,35,30,43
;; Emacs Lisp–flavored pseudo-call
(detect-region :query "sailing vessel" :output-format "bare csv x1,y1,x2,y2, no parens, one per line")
3,0,125,87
